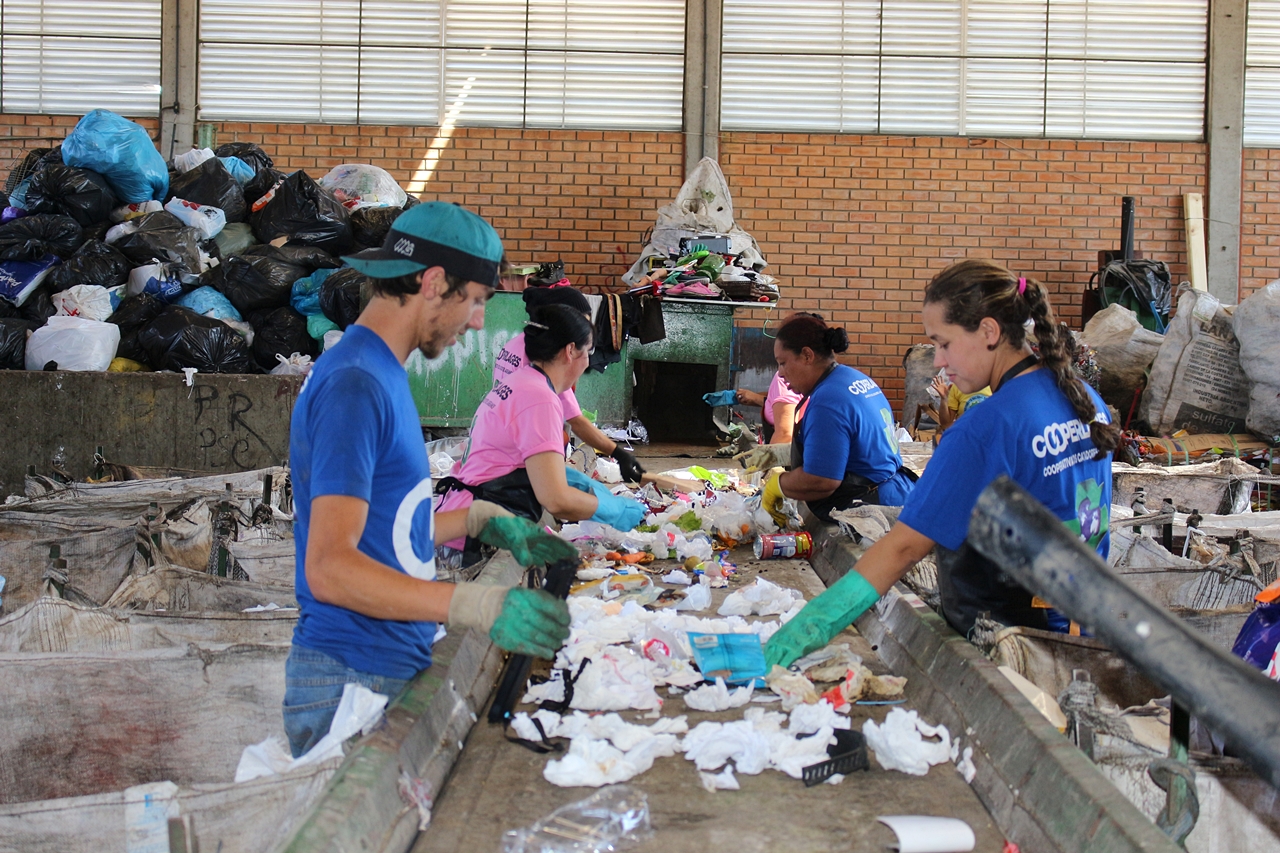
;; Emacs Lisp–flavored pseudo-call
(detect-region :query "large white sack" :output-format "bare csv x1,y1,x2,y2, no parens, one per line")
1233,280,1280,439
1139,287,1249,435
1081,304,1164,411
25,315,120,371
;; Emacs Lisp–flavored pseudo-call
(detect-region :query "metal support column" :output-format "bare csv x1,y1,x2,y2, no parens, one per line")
1206,0,1246,304
159,0,199,161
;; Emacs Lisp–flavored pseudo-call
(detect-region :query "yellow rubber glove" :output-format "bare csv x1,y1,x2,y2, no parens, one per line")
762,467,789,528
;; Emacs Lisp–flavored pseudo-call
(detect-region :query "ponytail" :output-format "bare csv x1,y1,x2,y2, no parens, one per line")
924,259,1118,459
777,313,849,358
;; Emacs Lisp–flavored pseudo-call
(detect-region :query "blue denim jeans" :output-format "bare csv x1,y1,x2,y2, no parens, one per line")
282,644,412,758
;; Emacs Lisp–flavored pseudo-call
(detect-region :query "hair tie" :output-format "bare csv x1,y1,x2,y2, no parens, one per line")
525,321,548,330
1017,277,1027,295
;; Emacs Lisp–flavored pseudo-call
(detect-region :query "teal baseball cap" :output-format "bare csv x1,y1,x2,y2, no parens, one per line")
342,201,504,285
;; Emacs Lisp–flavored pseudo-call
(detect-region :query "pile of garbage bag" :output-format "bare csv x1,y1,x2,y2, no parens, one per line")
0,109,416,375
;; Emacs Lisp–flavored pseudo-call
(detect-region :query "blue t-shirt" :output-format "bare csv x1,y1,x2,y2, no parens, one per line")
898,368,1112,632
290,325,438,679
795,364,910,505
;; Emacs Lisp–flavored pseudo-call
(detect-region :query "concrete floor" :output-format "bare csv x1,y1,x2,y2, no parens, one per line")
413,546,1007,853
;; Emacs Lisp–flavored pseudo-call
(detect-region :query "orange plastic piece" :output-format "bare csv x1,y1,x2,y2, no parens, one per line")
1257,578,1280,604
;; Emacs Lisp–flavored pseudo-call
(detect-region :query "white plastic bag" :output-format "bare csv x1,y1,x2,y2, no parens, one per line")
270,352,314,375
1233,279,1280,439
317,164,408,209
164,196,227,240
108,200,161,224
172,147,216,173
25,315,120,371
52,284,114,322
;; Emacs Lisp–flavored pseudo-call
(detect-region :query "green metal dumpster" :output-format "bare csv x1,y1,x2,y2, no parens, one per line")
408,293,738,434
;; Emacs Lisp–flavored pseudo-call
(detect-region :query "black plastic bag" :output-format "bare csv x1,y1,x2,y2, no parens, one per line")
214,247,309,315
250,170,353,255
0,214,82,261
319,267,368,329
0,318,27,369
17,285,56,326
244,168,286,210
137,305,252,373
49,240,132,291
167,157,247,223
249,306,317,371
351,205,401,249
113,211,203,272
23,164,118,227
242,242,338,274
214,142,273,175
108,292,167,365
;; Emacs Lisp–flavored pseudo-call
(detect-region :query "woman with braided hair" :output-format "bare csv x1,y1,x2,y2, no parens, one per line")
766,259,1117,668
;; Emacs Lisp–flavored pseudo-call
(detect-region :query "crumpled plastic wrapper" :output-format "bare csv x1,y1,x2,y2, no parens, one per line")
717,576,804,617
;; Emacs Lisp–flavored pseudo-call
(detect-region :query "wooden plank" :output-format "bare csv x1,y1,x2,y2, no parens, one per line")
1184,193,1209,292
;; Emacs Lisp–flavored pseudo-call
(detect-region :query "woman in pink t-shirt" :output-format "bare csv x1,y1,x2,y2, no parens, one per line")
736,372,802,443
436,304,645,559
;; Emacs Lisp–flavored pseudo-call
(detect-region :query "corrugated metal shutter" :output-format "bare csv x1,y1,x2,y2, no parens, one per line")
197,0,684,128
722,0,1207,140
1,0,161,115
1246,0,1280,146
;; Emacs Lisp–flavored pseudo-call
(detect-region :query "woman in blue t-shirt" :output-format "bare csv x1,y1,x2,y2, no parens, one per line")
761,313,916,526
765,260,1121,668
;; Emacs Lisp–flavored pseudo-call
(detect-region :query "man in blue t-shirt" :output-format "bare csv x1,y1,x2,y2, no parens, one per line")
284,202,577,757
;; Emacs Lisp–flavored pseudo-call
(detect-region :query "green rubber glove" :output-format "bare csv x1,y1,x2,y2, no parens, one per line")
490,587,572,659
477,516,578,567
764,570,882,670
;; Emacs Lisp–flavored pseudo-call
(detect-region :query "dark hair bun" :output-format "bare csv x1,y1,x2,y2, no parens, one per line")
824,327,849,353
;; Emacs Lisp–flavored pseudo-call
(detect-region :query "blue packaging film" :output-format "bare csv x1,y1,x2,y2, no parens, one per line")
687,632,767,686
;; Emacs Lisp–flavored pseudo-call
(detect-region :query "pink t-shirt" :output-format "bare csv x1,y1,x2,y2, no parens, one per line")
495,332,582,421
762,372,802,426
436,363,567,546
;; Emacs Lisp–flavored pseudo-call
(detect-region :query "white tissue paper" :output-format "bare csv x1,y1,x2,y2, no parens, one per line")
675,579,712,611
700,767,740,792
862,708,952,776
717,577,803,617
542,733,680,787
661,569,692,585
684,677,754,712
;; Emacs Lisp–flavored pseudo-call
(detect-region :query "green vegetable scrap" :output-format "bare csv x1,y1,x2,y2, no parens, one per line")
687,466,729,489
674,511,703,533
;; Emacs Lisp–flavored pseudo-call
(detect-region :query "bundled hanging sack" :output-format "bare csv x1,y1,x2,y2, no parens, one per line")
1233,280,1280,439
318,164,407,210
249,306,317,371
319,267,368,330
1140,286,1250,435
48,240,132,291
214,142,273,175
212,250,308,315
1081,303,1165,413
167,156,247,223
164,197,227,240
107,293,167,366
137,305,252,373
249,170,353,255
350,206,402,249
111,210,204,272
23,164,118,226
25,315,120,371
0,318,27,369
0,214,82,261
61,109,168,203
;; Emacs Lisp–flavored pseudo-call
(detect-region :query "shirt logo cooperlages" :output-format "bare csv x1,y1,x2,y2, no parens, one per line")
1031,419,1091,458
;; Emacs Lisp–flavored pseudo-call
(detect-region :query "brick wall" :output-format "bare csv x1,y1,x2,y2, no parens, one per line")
1243,148,1280,298
0,114,1259,407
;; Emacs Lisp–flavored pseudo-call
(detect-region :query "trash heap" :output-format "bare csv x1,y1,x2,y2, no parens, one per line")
0,109,412,376
620,157,778,304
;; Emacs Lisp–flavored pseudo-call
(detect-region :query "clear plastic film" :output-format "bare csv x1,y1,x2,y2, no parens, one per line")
502,784,651,853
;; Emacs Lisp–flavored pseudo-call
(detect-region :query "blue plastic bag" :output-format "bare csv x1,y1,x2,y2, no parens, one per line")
176,286,243,323
687,632,767,686
1232,602,1280,675
62,110,168,203
291,267,333,317
219,156,256,186
0,256,58,306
